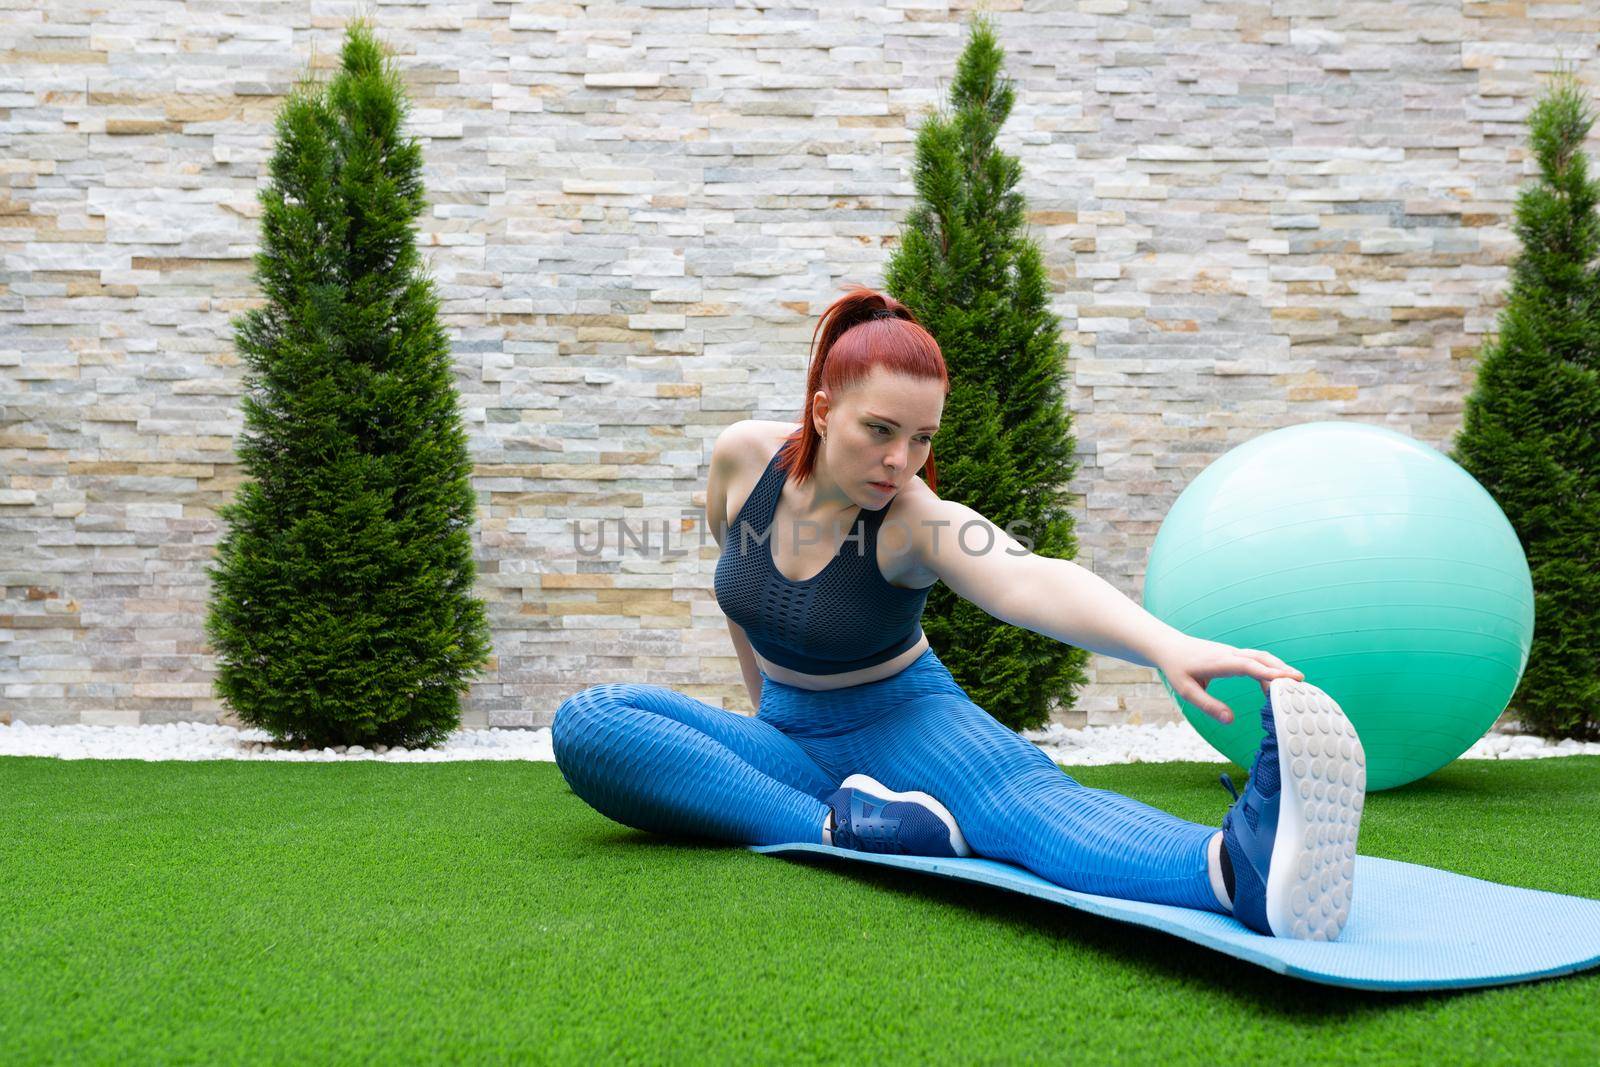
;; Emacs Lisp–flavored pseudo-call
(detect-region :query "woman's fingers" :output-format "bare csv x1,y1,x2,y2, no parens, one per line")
1174,645,1308,724
1229,657,1282,685
1180,681,1234,724
1238,648,1304,680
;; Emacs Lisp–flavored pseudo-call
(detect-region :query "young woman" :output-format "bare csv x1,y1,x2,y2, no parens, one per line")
553,286,1366,942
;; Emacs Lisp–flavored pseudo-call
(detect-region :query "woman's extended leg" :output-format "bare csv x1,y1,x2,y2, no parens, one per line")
552,683,836,847
802,687,1227,914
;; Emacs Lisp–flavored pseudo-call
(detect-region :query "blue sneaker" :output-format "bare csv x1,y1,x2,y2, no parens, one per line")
1219,678,1366,941
825,773,972,858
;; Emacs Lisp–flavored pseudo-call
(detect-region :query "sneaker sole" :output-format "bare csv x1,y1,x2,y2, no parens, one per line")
839,773,973,857
1264,678,1366,941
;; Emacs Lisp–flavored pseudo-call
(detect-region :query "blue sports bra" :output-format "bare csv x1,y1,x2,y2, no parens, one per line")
713,442,933,675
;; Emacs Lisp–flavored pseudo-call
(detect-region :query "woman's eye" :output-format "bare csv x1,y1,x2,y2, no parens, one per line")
871,425,890,435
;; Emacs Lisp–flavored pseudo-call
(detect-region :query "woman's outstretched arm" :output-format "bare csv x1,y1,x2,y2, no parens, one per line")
893,493,1302,723
900,496,1185,667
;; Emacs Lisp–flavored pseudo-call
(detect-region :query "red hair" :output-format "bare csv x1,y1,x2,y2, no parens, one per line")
777,285,950,494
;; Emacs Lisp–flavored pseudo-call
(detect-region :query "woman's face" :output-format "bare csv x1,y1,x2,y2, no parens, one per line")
814,366,944,507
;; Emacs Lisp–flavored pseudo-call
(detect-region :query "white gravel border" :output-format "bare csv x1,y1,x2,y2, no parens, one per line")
1,719,1596,764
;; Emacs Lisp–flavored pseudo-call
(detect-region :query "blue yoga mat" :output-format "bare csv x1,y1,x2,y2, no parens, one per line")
750,844,1600,992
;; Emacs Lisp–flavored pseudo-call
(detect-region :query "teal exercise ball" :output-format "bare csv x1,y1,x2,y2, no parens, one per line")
1142,421,1535,791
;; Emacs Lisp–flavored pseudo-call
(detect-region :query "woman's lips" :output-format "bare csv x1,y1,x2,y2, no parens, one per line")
870,481,896,492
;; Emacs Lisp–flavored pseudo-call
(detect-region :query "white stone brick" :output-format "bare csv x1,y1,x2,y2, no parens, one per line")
584,72,663,88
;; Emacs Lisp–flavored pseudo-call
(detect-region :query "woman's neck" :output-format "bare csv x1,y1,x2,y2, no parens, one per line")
790,447,860,519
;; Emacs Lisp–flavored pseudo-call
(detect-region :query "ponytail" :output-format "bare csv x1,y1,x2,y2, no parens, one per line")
777,285,949,493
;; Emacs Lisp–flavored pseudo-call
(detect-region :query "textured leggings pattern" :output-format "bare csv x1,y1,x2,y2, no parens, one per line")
552,647,1226,913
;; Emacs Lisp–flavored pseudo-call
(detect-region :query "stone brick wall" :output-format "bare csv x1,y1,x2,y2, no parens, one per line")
3,2,1596,729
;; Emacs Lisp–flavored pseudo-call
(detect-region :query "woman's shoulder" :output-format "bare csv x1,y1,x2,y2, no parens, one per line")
714,419,800,471
746,419,803,450
709,420,800,544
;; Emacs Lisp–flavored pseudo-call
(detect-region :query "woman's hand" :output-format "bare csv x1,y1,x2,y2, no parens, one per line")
1152,635,1304,725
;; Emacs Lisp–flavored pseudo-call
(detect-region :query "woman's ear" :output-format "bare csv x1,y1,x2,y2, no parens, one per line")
811,389,831,438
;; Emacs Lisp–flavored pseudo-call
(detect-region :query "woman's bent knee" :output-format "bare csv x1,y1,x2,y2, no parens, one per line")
552,684,629,768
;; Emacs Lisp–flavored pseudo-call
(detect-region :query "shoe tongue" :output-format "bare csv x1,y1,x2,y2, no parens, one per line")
1250,698,1282,800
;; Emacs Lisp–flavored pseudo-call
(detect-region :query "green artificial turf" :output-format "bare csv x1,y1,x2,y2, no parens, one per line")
3,755,1598,1065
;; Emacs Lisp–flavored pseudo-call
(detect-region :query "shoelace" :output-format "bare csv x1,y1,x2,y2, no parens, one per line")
1219,772,1239,803
1222,723,1279,832
1219,771,1260,831
837,792,904,854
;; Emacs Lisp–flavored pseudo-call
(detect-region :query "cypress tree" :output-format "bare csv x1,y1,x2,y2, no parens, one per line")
207,21,490,749
884,15,1089,731
1450,69,1600,742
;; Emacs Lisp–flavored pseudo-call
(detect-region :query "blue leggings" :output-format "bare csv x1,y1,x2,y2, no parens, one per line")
552,646,1226,913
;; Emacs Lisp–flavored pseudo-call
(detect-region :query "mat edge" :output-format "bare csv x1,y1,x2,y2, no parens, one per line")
748,843,1600,993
